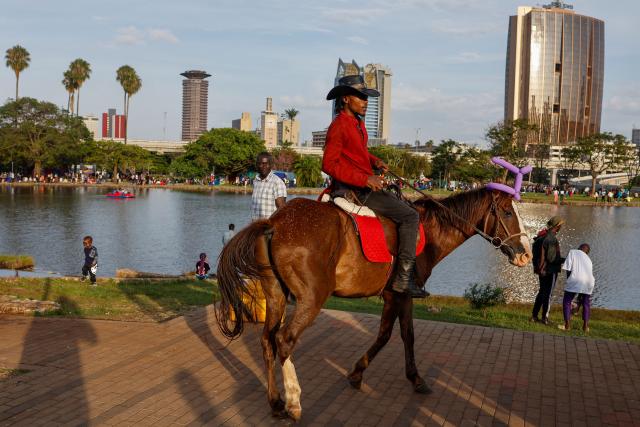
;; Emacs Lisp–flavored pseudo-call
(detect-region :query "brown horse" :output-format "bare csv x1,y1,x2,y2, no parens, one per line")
215,188,532,421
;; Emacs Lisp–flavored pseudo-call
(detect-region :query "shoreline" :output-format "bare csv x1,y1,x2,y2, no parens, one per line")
2,181,639,206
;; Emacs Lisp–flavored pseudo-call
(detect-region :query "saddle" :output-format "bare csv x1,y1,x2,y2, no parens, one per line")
319,190,426,263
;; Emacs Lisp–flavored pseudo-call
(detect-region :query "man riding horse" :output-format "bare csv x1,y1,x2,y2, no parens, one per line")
323,74,427,298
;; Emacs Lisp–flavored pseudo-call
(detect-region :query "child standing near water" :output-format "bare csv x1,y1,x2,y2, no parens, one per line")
195,253,210,280
82,236,98,285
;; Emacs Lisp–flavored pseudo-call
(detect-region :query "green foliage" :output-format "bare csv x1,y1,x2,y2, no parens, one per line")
271,143,300,171
368,145,431,178
5,45,30,100
463,283,506,310
294,155,322,187
486,119,538,171
171,128,265,178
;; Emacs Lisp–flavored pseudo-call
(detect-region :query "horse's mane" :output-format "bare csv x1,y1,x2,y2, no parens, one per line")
413,187,491,228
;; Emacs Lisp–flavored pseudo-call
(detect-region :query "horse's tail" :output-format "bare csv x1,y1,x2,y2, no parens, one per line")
215,219,273,340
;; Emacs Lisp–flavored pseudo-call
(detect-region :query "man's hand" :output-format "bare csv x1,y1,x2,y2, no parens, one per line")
366,175,385,191
374,159,389,172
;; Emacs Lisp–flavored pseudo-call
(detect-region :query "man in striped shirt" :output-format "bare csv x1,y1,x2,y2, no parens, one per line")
251,152,287,220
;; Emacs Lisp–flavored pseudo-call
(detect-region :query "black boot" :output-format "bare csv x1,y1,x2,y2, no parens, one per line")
391,259,427,298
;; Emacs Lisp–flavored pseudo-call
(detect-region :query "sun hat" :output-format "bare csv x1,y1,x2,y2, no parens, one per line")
326,75,380,100
547,216,565,228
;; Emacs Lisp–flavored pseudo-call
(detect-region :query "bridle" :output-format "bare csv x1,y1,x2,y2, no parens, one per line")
384,171,526,258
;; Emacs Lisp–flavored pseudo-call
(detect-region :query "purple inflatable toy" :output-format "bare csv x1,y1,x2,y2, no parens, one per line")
486,157,532,201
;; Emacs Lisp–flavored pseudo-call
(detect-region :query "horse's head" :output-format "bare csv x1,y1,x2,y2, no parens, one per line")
482,190,532,267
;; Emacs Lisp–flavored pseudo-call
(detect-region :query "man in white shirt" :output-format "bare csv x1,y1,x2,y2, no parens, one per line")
251,152,287,220
222,223,236,246
560,243,595,332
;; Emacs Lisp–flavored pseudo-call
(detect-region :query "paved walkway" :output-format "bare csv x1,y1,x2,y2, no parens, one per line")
0,307,639,426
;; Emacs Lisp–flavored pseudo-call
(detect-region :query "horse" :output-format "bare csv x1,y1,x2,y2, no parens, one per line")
215,188,532,421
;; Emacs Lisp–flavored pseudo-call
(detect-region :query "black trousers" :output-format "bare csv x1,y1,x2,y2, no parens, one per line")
359,190,419,262
82,264,96,283
532,272,557,319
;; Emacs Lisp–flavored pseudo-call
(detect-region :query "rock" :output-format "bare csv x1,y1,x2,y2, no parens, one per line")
425,306,441,313
0,296,60,315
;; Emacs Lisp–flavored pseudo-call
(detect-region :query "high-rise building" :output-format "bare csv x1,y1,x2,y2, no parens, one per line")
277,117,300,145
232,112,252,131
181,70,211,141
260,97,278,148
633,128,640,147
504,2,604,146
333,58,392,145
101,109,126,139
311,129,328,148
82,115,99,140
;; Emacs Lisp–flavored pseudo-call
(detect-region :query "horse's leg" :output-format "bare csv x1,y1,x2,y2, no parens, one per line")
260,278,287,417
397,293,432,394
274,270,331,421
348,290,399,390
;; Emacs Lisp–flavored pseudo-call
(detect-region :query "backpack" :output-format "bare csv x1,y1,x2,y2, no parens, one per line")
531,229,547,275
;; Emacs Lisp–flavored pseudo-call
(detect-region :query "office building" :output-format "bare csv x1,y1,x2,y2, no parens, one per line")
311,129,327,148
82,115,99,140
504,1,604,146
633,128,640,147
232,112,252,131
277,117,300,145
101,109,126,139
333,59,392,145
260,97,278,148
181,70,211,141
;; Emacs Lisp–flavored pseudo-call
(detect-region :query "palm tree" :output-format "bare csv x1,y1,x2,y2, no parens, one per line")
293,155,322,187
283,107,299,144
5,45,31,101
69,58,91,116
116,65,141,144
62,69,78,114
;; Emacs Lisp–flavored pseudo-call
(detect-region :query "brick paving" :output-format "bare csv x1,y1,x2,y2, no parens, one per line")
1,307,639,426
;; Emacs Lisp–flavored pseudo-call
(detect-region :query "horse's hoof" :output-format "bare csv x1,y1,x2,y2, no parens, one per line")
347,372,362,390
271,399,287,418
287,404,302,421
414,381,433,395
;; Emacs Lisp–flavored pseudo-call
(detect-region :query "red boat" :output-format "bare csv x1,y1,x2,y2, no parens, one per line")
106,191,135,199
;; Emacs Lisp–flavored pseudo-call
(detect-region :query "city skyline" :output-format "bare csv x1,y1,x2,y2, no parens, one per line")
1,0,638,146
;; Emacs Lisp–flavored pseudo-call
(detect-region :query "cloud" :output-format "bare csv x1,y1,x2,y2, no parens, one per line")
444,51,503,64
113,27,179,46
320,7,386,25
430,20,500,36
347,36,369,45
606,89,640,113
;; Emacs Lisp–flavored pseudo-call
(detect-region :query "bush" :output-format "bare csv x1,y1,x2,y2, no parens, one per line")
463,283,506,310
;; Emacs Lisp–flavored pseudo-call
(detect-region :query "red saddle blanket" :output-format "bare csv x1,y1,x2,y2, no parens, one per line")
351,214,426,263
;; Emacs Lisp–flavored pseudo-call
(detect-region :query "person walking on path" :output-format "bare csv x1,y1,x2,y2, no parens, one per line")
322,75,426,298
251,152,287,221
222,223,236,246
81,236,98,286
559,243,595,333
531,216,565,324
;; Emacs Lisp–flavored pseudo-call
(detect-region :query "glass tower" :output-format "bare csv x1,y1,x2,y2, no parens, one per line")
504,2,604,146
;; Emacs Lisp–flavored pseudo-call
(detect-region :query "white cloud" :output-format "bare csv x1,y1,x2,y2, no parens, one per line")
320,7,386,25
444,51,502,64
606,89,640,113
347,36,369,45
430,20,500,36
148,28,179,44
113,27,179,46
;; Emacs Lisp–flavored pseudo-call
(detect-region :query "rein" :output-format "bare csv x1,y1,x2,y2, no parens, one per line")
384,171,525,255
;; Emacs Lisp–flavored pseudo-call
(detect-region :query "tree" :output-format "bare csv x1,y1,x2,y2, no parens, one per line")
116,65,141,144
171,128,265,179
569,133,628,195
369,145,431,179
293,155,322,187
271,140,300,171
5,45,30,101
618,143,640,190
430,139,460,183
68,58,91,116
62,70,79,114
486,119,538,180
0,98,90,176
283,108,299,144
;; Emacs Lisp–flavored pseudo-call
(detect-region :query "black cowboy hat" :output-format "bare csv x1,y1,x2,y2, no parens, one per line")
326,75,380,100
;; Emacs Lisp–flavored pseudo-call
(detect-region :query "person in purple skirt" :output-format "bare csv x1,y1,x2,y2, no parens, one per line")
559,243,595,333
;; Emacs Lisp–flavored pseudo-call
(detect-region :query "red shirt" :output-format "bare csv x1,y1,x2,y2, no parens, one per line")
322,112,380,188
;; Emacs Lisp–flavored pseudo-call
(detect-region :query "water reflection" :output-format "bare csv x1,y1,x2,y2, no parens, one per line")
1,186,638,310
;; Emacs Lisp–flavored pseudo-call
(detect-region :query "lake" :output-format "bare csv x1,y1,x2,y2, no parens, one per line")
1,185,638,310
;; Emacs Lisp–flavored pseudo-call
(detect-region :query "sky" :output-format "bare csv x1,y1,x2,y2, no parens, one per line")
1,0,638,146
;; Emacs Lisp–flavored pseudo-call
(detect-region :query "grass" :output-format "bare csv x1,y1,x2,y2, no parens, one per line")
0,255,35,270
0,368,29,381
0,278,215,322
1,277,639,343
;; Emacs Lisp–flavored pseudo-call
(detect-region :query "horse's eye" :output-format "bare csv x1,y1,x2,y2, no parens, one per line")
504,211,513,218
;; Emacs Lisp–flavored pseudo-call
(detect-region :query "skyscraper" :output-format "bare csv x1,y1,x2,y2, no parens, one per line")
181,70,211,141
504,2,604,146
101,108,126,139
261,97,278,148
333,59,392,145
633,128,640,147
232,112,252,131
